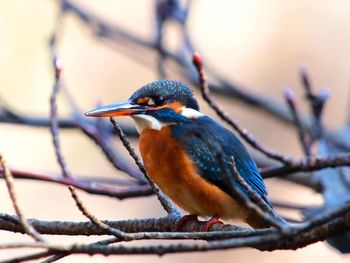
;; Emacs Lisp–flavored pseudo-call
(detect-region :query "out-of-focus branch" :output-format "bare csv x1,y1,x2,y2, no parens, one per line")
76,109,146,182
192,53,293,164
0,168,153,199
284,88,309,155
262,152,350,178
1,250,53,263
42,238,120,263
299,65,329,154
49,0,148,186
58,0,350,152
0,102,138,136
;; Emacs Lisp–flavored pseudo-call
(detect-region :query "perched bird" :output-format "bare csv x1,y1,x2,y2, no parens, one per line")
86,80,271,230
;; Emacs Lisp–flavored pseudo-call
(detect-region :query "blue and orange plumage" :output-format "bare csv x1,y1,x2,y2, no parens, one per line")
86,80,272,229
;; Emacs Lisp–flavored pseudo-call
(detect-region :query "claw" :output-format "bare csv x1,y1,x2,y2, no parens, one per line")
201,216,223,232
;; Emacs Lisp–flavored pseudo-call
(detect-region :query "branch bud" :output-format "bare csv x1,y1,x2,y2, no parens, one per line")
284,87,296,104
192,52,203,70
300,64,311,93
54,56,63,81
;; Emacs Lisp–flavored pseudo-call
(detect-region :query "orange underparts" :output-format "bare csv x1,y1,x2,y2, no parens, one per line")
139,126,246,221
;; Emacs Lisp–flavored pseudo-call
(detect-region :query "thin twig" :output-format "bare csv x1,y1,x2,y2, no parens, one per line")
42,238,119,263
0,167,153,199
261,152,350,178
48,3,72,178
270,200,310,210
59,83,147,182
218,154,290,234
68,186,130,240
0,155,44,241
284,88,309,155
77,116,147,182
0,101,138,136
300,65,329,153
192,53,293,164
49,56,72,178
68,186,263,243
1,250,52,263
109,117,179,215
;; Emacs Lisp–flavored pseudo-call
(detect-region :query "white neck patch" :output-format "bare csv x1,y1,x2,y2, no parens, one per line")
131,115,165,133
180,107,205,119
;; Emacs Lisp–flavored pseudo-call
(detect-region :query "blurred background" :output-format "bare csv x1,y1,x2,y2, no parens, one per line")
1,0,350,262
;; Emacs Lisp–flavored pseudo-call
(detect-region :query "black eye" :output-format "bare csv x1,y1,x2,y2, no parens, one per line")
153,96,165,106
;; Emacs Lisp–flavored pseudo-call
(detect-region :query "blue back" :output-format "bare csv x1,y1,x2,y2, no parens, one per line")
170,116,270,205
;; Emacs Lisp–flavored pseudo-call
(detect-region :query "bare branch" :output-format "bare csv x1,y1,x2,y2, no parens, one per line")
59,83,146,182
192,53,293,164
42,238,119,263
0,212,266,238
49,56,72,178
300,65,329,152
218,154,289,233
0,155,44,241
1,206,350,255
284,88,309,155
271,200,311,210
68,186,129,240
48,5,72,179
1,250,52,263
0,203,349,254
0,101,138,136
77,116,146,182
0,168,153,199
262,152,350,178
109,117,179,215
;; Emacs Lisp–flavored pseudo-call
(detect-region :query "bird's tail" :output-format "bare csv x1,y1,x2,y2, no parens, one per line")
245,211,271,228
245,202,288,229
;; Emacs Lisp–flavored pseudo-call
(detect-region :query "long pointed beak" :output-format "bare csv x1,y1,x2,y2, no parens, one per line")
85,100,147,117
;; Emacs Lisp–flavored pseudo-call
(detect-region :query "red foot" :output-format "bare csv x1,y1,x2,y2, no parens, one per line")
201,216,223,232
175,215,198,231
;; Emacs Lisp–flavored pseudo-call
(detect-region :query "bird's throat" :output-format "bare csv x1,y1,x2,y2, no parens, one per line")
131,115,166,133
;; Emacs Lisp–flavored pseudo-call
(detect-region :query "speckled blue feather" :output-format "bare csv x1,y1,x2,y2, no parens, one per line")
171,116,271,206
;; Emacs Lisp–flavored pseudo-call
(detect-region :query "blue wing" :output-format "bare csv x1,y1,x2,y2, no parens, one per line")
171,116,270,205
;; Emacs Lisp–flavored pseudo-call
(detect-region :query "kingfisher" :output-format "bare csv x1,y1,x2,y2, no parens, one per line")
85,80,271,230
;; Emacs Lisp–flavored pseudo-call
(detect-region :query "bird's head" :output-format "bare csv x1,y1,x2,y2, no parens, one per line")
85,80,203,132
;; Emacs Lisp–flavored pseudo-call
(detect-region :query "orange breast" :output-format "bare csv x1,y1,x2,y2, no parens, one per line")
139,127,246,220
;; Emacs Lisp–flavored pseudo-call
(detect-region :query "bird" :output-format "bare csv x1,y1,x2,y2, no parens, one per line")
85,80,272,230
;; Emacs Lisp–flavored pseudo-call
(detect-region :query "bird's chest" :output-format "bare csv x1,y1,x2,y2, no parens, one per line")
139,127,242,218
139,127,192,199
